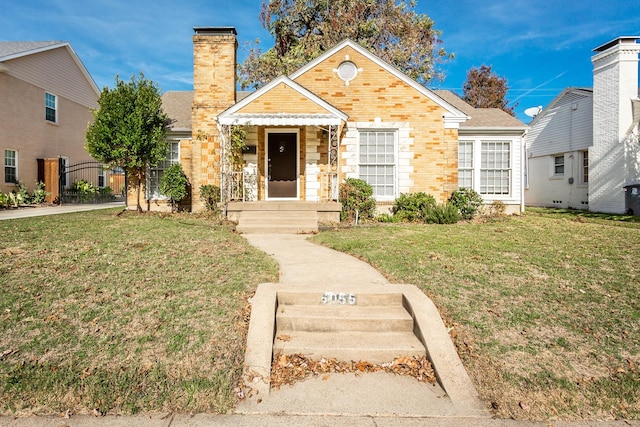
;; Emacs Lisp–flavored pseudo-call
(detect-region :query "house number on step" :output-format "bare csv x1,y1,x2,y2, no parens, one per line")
321,292,356,305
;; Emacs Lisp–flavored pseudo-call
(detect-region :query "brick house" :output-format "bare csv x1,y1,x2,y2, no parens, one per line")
526,36,640,214
0,41,101,201
138,27,527,228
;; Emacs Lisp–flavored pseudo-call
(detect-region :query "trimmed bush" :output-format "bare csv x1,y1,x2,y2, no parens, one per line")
159,163,189,212
449,187,484,220
392,192,436,222
339,178,376,222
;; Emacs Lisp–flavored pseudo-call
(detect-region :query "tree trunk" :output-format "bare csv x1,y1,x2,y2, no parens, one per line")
136,169,143,213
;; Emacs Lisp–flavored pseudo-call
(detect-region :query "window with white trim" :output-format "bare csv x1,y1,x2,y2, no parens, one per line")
4,149,17,183
147,142,179,199
480,141,511,195
358,130,396,199
458,141,473,189
45,92,57,123
554,155,565,176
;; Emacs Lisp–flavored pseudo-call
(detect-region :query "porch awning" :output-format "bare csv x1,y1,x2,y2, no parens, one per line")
217,112,344,126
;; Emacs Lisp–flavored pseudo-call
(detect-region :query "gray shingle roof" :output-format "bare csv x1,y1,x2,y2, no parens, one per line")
434,90,526,129
0,41,65,60
161,91,193,131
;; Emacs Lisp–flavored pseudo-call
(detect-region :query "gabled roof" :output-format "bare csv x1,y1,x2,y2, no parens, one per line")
289,39,468,126
218,75,348,126
529,87,593,127
0,40,99,96
434,90,527,131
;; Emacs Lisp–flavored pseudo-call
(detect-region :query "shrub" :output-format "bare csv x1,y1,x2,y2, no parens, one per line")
32,181,49,204
376,213,397,223
488,200,506,217
423,202,460,224
0,193,7,208
159,163,189,212
71,180,98,194
200,184,221,215
449,187,484,220
339,178,376,222
392,192,436,222
15,182,31,204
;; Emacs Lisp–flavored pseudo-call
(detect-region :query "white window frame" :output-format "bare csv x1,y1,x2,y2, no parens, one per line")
4,149,17,183
458,141,474,189
480,141,511,195
45,92,57,123
553,154,565,176
147,141,180,199
357,129,398,201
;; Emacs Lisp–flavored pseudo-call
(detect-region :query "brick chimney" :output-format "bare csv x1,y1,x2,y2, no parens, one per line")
190,27,237,210
590,36,640,213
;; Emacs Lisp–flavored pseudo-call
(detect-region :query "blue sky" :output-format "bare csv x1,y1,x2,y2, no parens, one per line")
1,0,638,122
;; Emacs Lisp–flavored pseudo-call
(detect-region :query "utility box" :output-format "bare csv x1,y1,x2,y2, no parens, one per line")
624,185,640,216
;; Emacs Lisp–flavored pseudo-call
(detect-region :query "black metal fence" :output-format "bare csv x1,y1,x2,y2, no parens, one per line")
59,159,126,204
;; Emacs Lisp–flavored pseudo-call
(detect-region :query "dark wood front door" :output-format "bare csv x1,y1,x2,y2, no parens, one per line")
267,133,298,198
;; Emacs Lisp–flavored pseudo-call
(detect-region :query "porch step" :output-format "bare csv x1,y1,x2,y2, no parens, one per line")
273,293,426,363
236,210,319,234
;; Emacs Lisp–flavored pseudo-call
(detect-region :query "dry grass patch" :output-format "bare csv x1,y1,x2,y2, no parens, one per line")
312,211,640,421
0,209,278,416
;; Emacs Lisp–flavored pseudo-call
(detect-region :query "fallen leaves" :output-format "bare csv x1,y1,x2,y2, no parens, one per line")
270,353,436,389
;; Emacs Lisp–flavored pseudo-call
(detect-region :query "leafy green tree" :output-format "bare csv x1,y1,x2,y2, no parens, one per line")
85,73,170,212
462,64,516,116
239,0,452,89
159,163,189,212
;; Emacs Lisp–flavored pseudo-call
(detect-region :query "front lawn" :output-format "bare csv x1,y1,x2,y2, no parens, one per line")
312,210,640,420
0,209,278,416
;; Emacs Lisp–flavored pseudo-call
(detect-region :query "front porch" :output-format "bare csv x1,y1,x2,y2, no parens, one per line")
228,201,341,234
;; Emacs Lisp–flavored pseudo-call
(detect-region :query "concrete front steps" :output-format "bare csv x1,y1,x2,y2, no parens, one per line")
273,291,425,363
240,283,490,417
227,201,341,234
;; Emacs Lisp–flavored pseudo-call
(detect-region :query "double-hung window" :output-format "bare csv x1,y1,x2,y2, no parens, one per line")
45,92,57,123
554,155,565,176
358,130,396,199
4,149,17,183
147,142,179,199
458,141,473,189
480,141,511,195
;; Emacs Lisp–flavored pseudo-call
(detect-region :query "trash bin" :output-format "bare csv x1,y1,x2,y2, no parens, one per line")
624,184,640,215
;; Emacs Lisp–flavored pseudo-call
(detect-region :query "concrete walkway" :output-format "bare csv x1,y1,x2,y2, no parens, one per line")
0,202,124,220
239,234,488,419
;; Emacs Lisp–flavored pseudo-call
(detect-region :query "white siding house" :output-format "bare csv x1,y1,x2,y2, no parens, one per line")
526,36,640,214
525,88,593,209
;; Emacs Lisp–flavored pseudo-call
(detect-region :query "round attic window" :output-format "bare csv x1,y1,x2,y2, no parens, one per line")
337,61,358,83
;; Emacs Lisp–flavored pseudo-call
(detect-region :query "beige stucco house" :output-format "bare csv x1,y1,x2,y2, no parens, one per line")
137,27,527,228
0,41,100,199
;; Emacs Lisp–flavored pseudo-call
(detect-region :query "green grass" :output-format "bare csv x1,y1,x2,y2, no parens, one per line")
2,207,639,420
312,210,640,420
0,209,279,416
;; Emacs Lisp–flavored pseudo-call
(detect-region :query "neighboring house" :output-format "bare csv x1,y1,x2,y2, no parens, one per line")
526,36,640,214
0,41,100,200
435,90,527,213
138,27,527,223
525,87,593,209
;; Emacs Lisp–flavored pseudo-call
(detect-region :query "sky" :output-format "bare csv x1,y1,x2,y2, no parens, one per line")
1,0,638,123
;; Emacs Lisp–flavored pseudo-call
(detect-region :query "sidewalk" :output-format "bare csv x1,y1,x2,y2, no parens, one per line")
0,202,124,220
